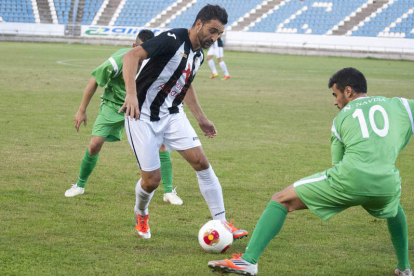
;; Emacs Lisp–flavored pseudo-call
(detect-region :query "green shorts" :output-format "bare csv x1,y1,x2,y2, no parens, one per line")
92,101,125,142
293,171,401,221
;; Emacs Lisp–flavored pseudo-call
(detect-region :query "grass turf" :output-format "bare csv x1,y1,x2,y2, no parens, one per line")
0,41,413,276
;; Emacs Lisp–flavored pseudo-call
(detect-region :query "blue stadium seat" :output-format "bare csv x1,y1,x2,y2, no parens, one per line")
0,0,35,23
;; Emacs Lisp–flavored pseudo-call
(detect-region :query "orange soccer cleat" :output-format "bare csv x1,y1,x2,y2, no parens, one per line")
223,220,248,240
135,213,151,239
222,75,231,81
209,73,219,79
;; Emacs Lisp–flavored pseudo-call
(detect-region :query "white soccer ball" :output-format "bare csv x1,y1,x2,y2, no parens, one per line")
198,220,233,254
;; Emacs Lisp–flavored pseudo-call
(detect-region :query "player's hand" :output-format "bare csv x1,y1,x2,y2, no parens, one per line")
74,111,87,132
198,119,217,139
119,93,140,120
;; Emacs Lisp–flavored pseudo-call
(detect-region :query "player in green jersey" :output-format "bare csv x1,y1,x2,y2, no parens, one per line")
208,67,412,276
65,30,183,205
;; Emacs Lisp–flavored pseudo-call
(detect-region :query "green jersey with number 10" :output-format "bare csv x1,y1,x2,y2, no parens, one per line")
328,96,414,196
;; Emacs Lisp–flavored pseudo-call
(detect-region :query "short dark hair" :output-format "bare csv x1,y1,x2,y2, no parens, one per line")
137,29,154,43
328,67,367,93
192,4,228,27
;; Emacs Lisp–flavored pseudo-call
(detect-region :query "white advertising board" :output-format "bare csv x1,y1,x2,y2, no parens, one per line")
0,23,65,36
80,25,166,38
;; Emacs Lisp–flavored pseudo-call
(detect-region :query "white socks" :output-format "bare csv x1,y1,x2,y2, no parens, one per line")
134,179,154,216
196,165,226,221
219,61,230,77
208,59,218,75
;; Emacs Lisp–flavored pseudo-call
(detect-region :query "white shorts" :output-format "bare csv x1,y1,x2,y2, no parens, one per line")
207,41,224,58
125,112,202,171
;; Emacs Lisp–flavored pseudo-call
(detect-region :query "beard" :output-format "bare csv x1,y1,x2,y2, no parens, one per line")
197,27,214,49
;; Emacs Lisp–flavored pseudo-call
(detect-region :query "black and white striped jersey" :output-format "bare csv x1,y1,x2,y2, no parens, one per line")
135,28,204,122
217,37,223,48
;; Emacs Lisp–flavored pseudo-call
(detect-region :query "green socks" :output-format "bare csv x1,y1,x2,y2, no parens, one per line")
242,201,288,264
387,204,411,271
76,149,99,188
159,150,173,194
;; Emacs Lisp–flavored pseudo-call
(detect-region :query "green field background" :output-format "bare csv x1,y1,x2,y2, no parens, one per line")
0,41,413,275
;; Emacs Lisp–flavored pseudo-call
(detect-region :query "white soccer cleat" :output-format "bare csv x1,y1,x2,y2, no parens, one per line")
135,213,151,239
65,184,85,197
208,254,258,276
395,269,413,276
163,187,183,205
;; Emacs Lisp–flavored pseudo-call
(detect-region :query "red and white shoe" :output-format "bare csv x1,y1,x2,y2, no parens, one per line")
224,220,248,240
135,213,151,239
208,254,258,276
395,269,413,276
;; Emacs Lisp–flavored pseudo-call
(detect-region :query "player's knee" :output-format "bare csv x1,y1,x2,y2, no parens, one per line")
142,174,161,192
194,155,210,171
88,143,102,155
270,192,293,211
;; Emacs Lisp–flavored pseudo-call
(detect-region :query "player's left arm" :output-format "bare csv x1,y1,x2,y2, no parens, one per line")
184,84,217,139
331,119,344,166
331,135,344,166
119,46,148,120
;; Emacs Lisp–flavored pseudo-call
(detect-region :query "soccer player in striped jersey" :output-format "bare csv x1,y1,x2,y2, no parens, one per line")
65,30,183,206
208,68,412,276
120,4,247,240
207,37,230,80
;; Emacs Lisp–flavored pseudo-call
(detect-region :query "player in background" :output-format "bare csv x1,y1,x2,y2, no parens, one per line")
208,68,412,276
65,30,183,206
206,37,230,80
120,4,247,240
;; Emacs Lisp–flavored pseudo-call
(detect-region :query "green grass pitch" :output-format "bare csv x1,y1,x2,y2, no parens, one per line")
0,41,413,276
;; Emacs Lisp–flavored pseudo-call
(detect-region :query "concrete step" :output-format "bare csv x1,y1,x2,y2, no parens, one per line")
36,0,53,23
146,0,195,28
97,0,123,26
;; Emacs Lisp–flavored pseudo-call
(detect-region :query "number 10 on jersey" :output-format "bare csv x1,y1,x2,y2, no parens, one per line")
352,105,389,138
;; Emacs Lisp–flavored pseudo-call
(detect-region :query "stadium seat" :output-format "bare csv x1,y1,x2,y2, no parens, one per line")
0,0,35,23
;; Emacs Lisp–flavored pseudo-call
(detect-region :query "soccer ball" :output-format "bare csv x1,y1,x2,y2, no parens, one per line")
198,220,233,253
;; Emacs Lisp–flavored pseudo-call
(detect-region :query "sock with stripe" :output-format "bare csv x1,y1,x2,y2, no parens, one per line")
159,150,173,194
388,204,411,271
196,165,226,221
208,59,218,75
135,179,155,216
76,148,99,188
242,201,288,264
219,61,230,76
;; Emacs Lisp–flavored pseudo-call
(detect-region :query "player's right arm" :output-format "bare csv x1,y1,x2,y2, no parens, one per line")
120,31,180,120
331,118,345,166
74,77,98,132
119,46,148,120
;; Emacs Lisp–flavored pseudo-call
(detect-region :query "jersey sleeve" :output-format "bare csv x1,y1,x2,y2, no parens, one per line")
140,31,180,58
331,118,345,165
403,98,414,135
91,53,124,87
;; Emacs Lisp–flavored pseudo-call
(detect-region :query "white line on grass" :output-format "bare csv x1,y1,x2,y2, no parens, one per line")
57,59,88,67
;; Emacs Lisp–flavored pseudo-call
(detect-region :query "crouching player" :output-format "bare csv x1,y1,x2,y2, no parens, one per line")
208,68,412,276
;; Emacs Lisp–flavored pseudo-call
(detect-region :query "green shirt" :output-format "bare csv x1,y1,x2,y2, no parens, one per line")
328,96,414,196
91,48,131,108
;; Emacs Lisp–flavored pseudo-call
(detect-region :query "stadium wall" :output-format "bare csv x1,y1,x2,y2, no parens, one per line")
1,23,414,60
225,31,414,61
